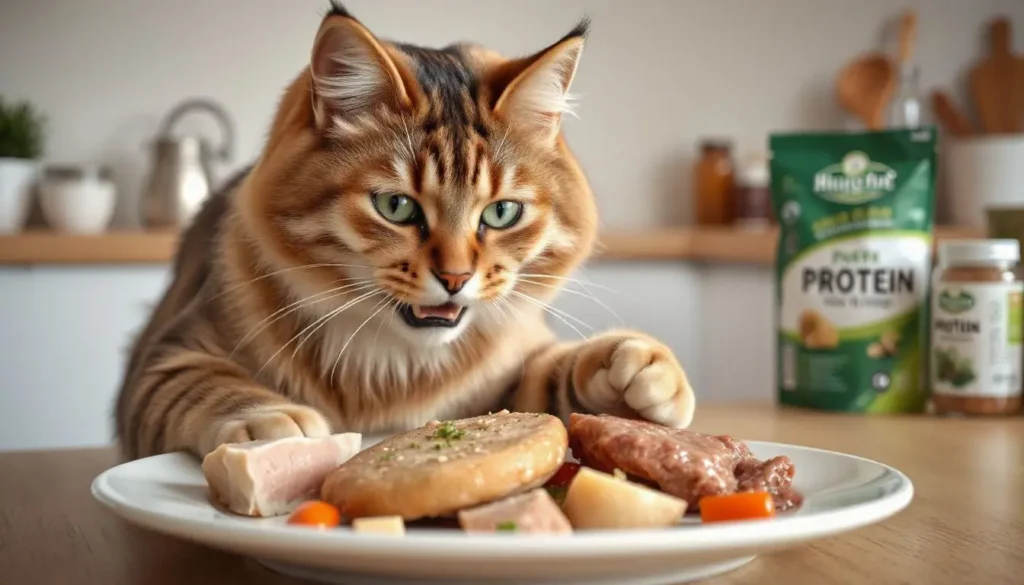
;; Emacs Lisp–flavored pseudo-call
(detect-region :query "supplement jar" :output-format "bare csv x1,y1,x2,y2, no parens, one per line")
931,239,1023,415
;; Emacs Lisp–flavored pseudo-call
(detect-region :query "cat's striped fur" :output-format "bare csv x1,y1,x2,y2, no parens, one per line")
115,3,694,460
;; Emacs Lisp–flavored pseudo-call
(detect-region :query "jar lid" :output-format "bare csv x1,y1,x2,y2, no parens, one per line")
940,239,1020,265
699,139,732,152
739,154,769,187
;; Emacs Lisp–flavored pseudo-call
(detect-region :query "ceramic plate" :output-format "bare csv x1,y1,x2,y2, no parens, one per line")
92,440,912,585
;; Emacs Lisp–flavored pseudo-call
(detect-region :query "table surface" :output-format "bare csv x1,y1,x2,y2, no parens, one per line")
1,404,1022,585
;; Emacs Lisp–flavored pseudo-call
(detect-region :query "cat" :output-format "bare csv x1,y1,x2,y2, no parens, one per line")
114,2,695,460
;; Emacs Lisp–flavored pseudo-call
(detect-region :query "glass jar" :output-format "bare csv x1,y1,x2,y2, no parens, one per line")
732,153,772,229
931,239,1023,415
694,140,735,225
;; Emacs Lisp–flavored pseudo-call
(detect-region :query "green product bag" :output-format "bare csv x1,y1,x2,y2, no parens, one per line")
770,128,937,413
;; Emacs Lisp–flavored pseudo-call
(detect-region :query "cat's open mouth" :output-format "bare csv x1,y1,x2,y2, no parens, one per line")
400,302,466,328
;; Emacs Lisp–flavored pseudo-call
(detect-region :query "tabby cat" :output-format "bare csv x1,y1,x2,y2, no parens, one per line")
115,3,695,460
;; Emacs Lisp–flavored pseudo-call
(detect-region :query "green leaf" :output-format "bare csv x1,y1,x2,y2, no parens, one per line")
0,97,45,159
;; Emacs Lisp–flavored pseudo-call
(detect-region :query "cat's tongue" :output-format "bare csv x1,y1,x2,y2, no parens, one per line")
412,302,462,321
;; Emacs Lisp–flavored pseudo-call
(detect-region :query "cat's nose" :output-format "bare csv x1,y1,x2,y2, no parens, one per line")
432,271,472,295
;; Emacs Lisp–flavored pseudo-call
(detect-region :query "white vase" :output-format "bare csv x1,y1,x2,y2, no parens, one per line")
39,165,117,234
0,157,38,233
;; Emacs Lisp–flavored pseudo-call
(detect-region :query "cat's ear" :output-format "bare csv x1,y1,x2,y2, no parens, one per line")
492,20,588,146
309,9,412,129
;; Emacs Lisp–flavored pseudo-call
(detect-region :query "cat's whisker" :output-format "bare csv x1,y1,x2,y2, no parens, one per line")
330,296,394,381
255,288,383,378
292,287,383,357
231,280,374,356
209,264,379,304
508,290,589,340
516,274,618,295
371,298,397,347
497,296,520,322
516,278,622,325
509,290,593,331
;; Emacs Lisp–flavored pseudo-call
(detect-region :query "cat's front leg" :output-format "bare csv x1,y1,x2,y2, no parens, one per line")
119,350,332,459
511,330,695,428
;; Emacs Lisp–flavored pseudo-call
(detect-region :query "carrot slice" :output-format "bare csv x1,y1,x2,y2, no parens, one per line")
699,492,775,523
287,500,341,528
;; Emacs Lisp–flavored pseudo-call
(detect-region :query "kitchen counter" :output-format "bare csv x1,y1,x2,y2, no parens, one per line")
0,403,1020,584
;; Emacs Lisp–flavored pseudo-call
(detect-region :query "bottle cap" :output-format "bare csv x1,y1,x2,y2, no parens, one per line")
739,154,769,187
940,239,1020,265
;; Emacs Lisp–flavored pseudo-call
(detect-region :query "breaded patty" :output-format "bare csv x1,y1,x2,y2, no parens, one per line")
322,411,568,520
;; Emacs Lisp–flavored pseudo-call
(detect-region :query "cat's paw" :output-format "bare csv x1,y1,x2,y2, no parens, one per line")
572,332,695,428
200,404,332,456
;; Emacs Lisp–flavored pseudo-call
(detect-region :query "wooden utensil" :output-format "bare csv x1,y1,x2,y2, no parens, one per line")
969,18,1017,133
1015,49,1024,133
836,54,895,130
897,10,917,65
931,91,975,138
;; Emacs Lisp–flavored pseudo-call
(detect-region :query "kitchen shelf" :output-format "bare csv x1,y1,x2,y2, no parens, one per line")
593,225,985,263
0,226,986,266
0,230,180,265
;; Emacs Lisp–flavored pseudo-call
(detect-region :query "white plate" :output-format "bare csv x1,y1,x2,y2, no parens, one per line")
92,441,912,585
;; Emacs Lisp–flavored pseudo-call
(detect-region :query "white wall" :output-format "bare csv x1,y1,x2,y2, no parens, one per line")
4,0,1022,227
2,0,1022,450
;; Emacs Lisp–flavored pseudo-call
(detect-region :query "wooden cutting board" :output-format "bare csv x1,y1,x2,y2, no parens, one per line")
970,18,1018,133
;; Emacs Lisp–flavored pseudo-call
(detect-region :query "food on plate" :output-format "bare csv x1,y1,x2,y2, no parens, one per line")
568,413,802,510
352,515,406,535
202,433,361,517
458,488,572,534
562,467,687,529
287,500,341,528
542,462,581,505
699,492,775,523
322,411,567,520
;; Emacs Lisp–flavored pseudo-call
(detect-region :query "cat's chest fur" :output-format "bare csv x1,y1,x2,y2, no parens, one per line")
261,311,551,434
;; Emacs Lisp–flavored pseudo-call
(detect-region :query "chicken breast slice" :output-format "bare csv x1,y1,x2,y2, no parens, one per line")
202,433,361,517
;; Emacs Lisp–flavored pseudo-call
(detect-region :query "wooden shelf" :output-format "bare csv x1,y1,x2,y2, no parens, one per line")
594,225,985,263
0,226,987,266
0,230,180,265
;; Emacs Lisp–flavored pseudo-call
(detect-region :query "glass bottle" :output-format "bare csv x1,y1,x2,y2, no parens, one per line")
694,140,735,225
888,65,921,129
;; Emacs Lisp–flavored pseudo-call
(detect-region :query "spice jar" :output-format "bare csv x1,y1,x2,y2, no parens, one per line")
931,239,1023,415
733,153,772,229
694,140,735,225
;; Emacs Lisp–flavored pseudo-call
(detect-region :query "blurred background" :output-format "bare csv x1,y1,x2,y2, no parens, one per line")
1,0,1022,450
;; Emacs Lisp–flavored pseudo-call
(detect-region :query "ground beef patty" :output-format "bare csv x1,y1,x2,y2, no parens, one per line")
568,413,802,509
323,411,567,520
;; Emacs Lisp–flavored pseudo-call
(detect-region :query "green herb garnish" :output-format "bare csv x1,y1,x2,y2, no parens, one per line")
496,521,517,532
379,452,396,461
431,421,465,441
408,442,420,449
433,444,442,451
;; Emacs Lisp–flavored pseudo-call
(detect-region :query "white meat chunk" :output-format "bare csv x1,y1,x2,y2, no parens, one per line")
457,488,572,534
202,433,361,517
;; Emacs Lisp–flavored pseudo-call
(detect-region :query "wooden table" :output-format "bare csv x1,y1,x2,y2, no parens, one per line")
1,404,1021,585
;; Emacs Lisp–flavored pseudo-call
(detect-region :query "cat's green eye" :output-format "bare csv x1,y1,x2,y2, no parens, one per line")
481,200,523,230
372,192,420,224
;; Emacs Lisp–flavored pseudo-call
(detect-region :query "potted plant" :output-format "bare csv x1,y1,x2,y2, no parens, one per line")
0,98,45,233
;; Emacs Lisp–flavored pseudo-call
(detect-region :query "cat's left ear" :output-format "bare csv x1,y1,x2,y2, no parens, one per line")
309,9,412,129
493,20,588,146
